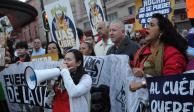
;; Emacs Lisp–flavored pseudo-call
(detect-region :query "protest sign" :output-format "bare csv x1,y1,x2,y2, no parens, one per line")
146,73,194,112
45,0,79,49
0,55,149,112
84,0,106,35
135,0,175,30
31,53,59,62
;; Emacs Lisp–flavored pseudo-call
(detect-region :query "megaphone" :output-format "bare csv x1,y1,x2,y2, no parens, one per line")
24,66,61,90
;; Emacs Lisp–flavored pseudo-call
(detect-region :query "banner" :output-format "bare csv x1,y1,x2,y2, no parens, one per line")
84,0,106,35
0,61,61,112
146,73,194,112
31,53,59,62
45,0,79,49
0,55,138,112
135,0,175,30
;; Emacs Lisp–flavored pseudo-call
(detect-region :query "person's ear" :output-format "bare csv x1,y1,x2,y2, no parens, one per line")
76,60,81,67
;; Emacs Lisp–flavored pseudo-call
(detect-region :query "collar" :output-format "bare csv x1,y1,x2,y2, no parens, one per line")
99,38,113,46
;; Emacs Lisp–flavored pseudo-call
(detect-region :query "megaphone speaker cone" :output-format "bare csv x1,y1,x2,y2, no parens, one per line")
24,66,37,90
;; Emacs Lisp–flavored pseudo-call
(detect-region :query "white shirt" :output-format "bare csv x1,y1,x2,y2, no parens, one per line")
31,48,45,56
94,38,113,56
61,69,92,112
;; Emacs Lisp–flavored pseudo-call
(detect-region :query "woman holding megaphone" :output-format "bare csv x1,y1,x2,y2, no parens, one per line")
52,49,92,112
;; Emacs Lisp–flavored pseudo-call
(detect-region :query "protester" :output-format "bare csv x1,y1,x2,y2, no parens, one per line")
185,19,194,71
130,13,188,91
52,49,92,112
187,20,194,48
186,46,194,71
91,85,110,112
14,41,31,63
107,20,139,61
83,31,96,47
80,41,96,56
43,41,63,112
94,21,113,56
46,41,63,59
31,38,45,56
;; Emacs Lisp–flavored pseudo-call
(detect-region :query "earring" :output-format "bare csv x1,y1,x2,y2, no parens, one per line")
159,33,162,39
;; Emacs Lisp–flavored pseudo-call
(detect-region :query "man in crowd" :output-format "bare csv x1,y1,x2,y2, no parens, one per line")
94,21,113,56
107,20,139,62
14,41,31,63
31,38,45,56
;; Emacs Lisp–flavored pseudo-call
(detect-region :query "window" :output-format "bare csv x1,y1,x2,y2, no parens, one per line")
128,6,135,15
107,12,118,22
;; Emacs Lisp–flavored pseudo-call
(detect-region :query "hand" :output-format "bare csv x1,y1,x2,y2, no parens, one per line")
129,81,143,92
60,63,68,70
132,68,144,77
5,57,11,63
60,63,75,71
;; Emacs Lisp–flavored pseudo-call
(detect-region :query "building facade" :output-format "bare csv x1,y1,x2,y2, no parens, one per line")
73,0,190,32
19,0,190,43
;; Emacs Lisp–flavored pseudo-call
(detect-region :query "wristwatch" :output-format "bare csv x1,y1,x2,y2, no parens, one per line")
141,79,147,88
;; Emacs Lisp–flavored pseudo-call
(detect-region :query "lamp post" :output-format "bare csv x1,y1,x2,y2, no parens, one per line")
40,0,49,44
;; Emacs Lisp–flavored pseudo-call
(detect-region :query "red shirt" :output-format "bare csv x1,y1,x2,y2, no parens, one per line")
52,91,70,112
133,45,186,75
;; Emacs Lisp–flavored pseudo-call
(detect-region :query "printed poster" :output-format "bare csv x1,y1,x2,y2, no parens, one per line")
84,0,106,35
45,0,79,49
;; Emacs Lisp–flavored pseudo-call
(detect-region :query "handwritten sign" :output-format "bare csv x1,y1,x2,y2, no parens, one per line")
135,0,175,30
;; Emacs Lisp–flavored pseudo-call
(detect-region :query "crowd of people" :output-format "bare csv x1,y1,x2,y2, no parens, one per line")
0,13,194,112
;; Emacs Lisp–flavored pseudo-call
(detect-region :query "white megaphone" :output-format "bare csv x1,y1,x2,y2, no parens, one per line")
24,66,61,90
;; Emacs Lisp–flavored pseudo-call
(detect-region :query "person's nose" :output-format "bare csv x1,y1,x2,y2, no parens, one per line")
109,30,113,35
64,60,68,65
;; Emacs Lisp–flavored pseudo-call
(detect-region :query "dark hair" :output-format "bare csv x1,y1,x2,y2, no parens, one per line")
152,13,188,60
76,28,84,40
91,85,110,112
66,49,85,84
45,41,63,59
84,30,93,37
82,41,96,56
15,41,28,49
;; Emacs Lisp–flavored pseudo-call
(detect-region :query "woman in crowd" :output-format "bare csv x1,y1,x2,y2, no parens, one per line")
44,41,64,112
45,41,63,59
130,13,188,91
80,41,96,56
53,49,92,112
